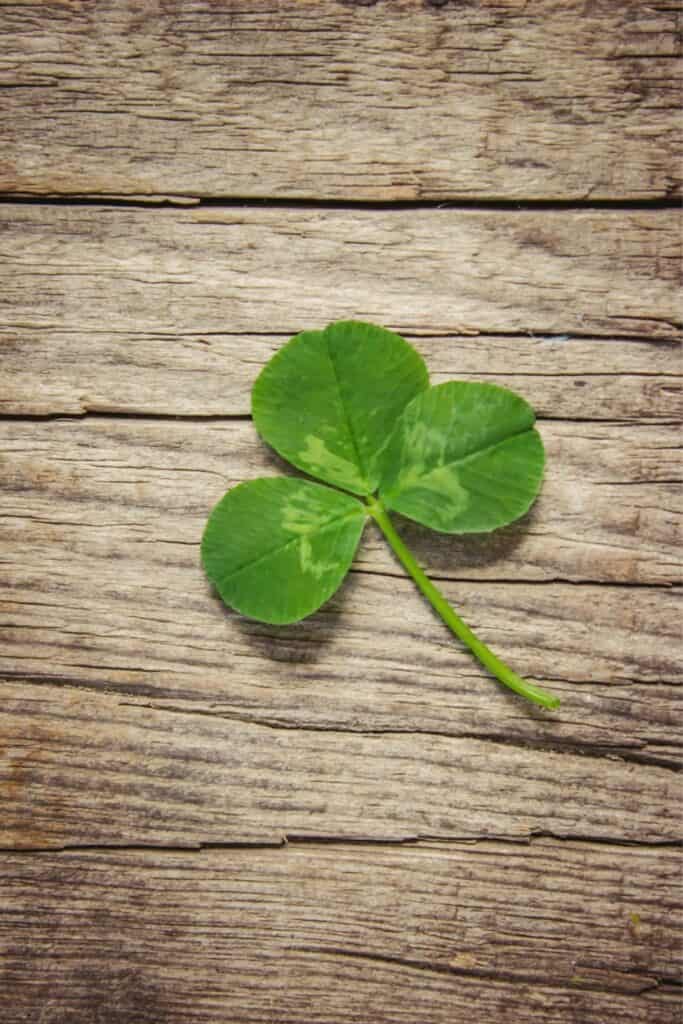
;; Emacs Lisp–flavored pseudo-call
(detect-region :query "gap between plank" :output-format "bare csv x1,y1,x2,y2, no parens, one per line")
0,194,681,212
0,410,679,425
2,325,681,344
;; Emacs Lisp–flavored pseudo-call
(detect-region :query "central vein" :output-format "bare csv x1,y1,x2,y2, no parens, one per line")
325,335,370,492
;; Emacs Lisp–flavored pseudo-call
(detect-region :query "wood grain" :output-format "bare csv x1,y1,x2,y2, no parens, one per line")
1,415,681,764
0,204,680,339
2,328,681,422
1,840,681,1022
1,681,680,849
2,1,682,1020
2,416,679,587
0,0,680,202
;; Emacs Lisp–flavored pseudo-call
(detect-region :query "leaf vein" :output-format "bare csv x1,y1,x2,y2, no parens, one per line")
325,333,370,493
217,508,364,586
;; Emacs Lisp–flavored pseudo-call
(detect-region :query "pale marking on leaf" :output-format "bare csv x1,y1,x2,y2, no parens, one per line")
387,425,537,501
282,492,365,579
298,534,344,581
396,464,470,511
299,435,367,491
219,507,363,585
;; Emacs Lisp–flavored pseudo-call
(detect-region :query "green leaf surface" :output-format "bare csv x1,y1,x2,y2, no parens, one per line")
201,477,367,624
252,321,429,496
379,381,545,533
201,321,559,711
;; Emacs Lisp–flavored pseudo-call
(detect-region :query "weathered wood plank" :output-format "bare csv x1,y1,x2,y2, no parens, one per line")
1,841,680,1022
3,571,681,758
2,579,680,759
2,328,681,421
2,415,680,759
1,205,680,338
0,0,680,201
1,414,681,756
2,417,679,587
1,682,680,849
2,5,679,1019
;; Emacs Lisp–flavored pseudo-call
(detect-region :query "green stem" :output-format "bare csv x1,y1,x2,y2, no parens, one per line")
367,497,560,711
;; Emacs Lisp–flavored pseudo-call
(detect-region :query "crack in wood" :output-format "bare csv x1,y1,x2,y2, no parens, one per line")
114,700,682,773
291,944,673,996
3,831,681,856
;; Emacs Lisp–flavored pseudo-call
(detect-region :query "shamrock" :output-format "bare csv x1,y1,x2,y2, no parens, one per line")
202,321,559,709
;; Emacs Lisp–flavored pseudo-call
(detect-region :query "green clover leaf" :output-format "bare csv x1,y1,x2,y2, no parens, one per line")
380,381,545,533
202,477,365,625
252,320,429,495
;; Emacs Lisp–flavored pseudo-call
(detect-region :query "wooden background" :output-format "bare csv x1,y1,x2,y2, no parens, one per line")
1,2,681,1021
